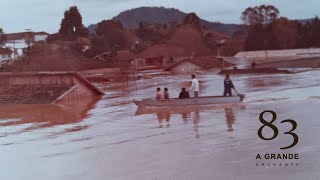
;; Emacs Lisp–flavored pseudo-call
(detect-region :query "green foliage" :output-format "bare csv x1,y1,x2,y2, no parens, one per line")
183,13,200,27
95,20,123,37
241,5,279,25
96,20,126,49
135,21,165,44
24,32,35,47
244,16,320,50
241,5,320,50
59,6,88,39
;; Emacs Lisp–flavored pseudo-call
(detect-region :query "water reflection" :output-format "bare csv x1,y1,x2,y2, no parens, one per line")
156,111,171,128
193,110,200,138
136,105,245,138
181,112,190,124
0,97,100,136
245,76,285,89
224,107,236,132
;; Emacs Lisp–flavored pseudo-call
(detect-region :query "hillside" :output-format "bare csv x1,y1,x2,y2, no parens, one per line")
88,7,243,36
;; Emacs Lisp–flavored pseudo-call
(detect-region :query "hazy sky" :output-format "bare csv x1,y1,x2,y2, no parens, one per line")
1,0,319,33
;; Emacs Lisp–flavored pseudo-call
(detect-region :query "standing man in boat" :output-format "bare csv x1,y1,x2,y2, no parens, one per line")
223,74,235,96
190,74,199,98
156,87,165,100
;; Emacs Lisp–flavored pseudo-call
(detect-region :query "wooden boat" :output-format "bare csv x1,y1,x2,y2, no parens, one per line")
133,95,245,107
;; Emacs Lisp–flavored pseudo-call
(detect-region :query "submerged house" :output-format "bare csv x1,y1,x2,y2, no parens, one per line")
0,72,104,104
116,50,134,65
136,44,190,67
234,48,320,68
164,56,234,73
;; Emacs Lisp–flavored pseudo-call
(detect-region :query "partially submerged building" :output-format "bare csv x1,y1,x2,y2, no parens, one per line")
234,48,320,68
164,56,234,73
136,44,190,67
0,72,104,104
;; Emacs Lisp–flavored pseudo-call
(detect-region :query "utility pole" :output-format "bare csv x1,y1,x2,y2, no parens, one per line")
12,40,16,59
217,40,225,69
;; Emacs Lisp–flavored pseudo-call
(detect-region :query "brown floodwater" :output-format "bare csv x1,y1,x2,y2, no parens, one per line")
1,69,320,180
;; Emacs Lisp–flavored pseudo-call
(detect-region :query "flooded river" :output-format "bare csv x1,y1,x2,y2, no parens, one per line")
1,69,320,180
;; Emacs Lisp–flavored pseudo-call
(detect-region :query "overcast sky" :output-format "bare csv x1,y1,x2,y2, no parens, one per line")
1,0,319,33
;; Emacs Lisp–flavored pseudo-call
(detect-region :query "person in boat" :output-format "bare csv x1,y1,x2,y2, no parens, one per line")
189,74,199,98
179,87,190,99
223,74,235,96
163,87,169,99
156,87,165,100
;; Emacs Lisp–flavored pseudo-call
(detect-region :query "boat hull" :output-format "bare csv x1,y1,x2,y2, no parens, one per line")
133,95,244,107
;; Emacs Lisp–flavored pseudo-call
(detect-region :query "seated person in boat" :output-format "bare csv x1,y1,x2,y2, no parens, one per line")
156,87,165,100
163,87,169,99
179,87,190,99
223,74,235,96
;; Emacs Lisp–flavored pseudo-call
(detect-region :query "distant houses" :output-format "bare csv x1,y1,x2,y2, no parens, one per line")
90,42,238,71
91,46,236,72
2,31,50,61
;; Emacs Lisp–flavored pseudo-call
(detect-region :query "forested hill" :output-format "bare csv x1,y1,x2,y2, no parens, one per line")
88,7,243,36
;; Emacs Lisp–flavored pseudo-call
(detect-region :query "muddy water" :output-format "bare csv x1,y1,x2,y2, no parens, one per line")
1,70,320,180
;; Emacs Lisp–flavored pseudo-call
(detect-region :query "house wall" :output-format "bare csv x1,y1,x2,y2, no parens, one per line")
132,58,145,67
34,35,48,42
145,57,164,67
170,61,203,73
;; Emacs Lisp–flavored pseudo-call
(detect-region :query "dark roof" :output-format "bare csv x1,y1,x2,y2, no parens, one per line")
164,56,234,71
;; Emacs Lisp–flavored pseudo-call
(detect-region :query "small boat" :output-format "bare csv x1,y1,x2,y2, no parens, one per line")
133,95,245,107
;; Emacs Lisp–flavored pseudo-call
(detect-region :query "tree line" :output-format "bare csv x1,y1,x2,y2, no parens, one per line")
242,5,320,51
50,5,320,55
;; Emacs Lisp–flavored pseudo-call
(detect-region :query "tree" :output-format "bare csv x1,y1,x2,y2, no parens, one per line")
183,13,200,27
0,28,7,47
268,17,299,49
59,6,88,39
241,5,280,50
241,5,279,25
24,32,35,48
135,21,164,44
309,17,320,47
96,20,123,37
95,20,126,50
